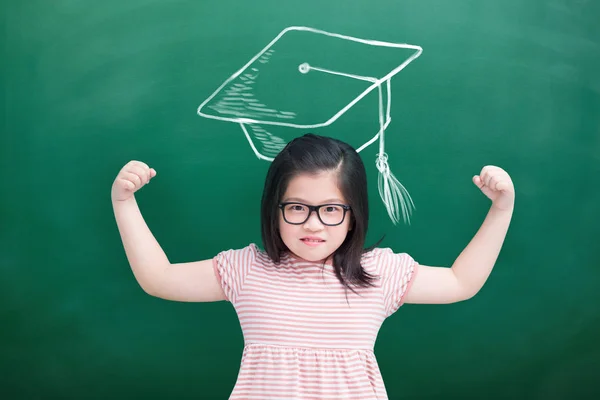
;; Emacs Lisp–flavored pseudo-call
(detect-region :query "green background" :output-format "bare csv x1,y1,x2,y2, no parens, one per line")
2,0,599,399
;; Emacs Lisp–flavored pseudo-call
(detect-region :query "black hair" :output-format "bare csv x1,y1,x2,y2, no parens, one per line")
260,133,381,291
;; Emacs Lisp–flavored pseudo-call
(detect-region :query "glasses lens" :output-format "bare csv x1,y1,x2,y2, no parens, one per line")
282,203,309,224
318,205,345,225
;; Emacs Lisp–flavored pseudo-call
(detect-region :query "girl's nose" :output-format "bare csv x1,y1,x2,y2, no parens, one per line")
303,210,324,231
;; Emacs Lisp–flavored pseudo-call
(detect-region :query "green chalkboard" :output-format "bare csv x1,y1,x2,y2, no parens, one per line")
2,0,599,399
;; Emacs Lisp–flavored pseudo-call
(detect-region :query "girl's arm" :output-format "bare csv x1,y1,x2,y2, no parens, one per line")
112,161,225,302
404,165,515,304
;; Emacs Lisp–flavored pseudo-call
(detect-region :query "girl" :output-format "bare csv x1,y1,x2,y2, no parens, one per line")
111,134,515,399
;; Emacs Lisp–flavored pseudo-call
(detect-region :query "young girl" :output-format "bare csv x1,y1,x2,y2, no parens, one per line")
111,134,515,399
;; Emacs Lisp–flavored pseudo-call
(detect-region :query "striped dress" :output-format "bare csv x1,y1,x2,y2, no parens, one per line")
213,244,418,400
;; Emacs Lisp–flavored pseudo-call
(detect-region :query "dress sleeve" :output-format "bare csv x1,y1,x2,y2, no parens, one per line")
377,248,419,317
212,244,257,303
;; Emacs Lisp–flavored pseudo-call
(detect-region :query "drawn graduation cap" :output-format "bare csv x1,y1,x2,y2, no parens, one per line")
198,26,423,224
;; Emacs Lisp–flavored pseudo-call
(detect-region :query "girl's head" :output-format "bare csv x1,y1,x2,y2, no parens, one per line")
261,133,376,288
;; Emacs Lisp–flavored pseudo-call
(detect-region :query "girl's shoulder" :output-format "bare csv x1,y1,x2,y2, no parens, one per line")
361,246,392,262
363,246,413,258
361,246,416,272
216,242,269,262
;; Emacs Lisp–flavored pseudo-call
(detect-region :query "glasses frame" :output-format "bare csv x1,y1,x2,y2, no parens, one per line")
278,202,352,226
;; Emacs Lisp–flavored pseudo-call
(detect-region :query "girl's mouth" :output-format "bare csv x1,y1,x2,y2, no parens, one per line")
300,238,325,246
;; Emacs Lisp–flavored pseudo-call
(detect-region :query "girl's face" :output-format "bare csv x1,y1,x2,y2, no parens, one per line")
279,170,352,263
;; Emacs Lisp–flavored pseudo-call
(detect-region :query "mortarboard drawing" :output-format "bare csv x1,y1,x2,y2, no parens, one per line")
197,26,423,224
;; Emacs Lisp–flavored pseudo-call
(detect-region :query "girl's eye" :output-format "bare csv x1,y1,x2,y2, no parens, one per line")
288,205,306,212
323,206,341,213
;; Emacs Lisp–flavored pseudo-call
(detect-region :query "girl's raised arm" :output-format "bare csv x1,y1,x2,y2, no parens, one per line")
404,165,515,304
111,161,225,302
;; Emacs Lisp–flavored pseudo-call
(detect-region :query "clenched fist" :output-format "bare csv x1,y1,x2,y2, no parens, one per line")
473,165,515,211
111,161,157,202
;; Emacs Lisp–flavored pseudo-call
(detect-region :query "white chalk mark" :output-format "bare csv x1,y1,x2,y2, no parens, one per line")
241,123,274,161
198,26,423,225
298,63,310,74
239,123,285,161
300,63,378,83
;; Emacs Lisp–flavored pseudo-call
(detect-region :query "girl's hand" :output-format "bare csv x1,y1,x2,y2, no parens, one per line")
472,165,515,211
111,160,157,202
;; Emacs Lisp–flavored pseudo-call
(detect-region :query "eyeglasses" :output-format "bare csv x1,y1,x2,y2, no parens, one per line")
278,202,351,226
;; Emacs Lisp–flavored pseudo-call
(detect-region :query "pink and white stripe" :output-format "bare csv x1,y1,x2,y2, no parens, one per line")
213,244,417,399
